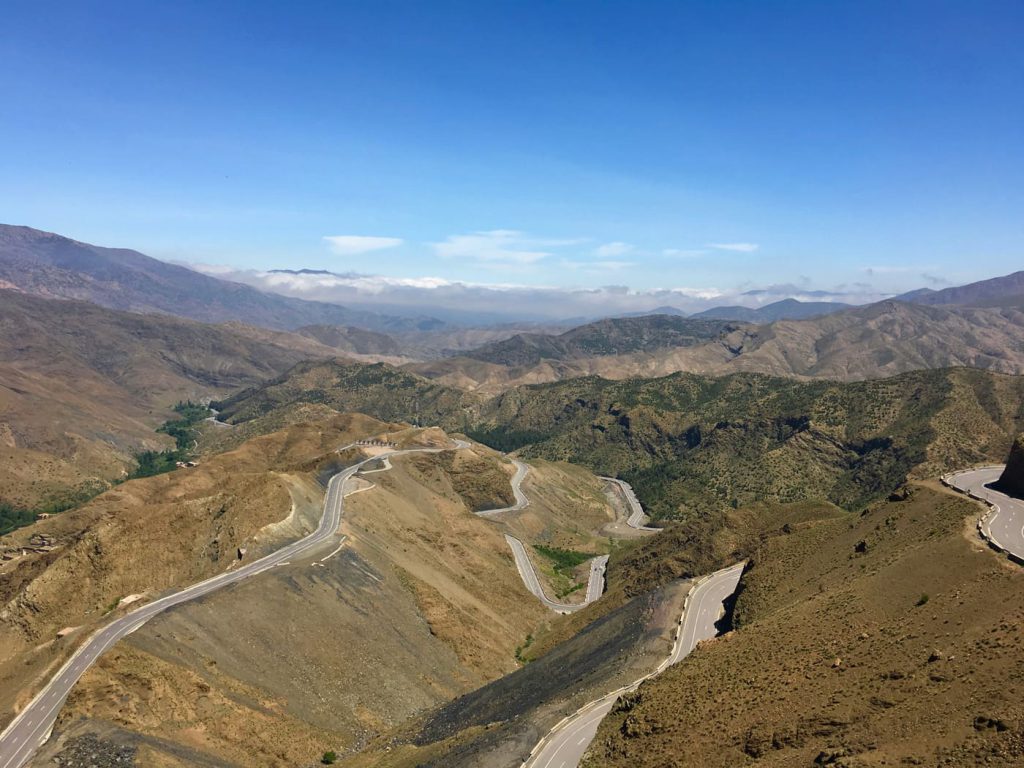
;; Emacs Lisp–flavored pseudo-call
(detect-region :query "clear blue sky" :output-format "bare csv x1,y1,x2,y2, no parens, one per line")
2,0,1022,299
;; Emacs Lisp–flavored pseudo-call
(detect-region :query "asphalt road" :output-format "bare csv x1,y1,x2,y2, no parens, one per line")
600,477,661,531
523,562,745,768
477,459,530,516
945,464,1024,561
504,534,609,614
0,440,462,768
474,459,608,613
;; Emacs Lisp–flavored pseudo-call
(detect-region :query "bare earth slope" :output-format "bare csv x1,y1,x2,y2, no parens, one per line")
584,484,1024,767
0,414,405,729
0,290,342,508
22,432,622,767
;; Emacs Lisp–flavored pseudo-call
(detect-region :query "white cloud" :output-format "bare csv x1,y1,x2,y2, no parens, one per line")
662,248,707,258
185,263,889,322
593,241,634,258
707,242,759,253
431,229,556,265
323,235,404,255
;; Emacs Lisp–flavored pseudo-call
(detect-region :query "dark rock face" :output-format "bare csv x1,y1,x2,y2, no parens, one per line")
51,733,136,766
997,435,1024,497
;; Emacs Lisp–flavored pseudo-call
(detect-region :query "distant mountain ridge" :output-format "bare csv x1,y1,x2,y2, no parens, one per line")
411,300,1024,392
899,270,1024,308
462,315,745,367
0,224,442,332
692,298,851,322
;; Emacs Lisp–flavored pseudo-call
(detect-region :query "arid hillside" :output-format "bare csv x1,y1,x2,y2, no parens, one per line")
0,412,401,729
22,427,625,767
409,302,1024,393
0,224,430,332
583,484,1024,767
216,359,1024,522
0,290,343,511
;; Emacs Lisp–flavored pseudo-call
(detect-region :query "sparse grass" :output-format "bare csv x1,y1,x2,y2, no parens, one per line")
533,545,597,576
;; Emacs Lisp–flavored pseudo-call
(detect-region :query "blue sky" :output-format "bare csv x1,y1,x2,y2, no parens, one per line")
2,0,1022,314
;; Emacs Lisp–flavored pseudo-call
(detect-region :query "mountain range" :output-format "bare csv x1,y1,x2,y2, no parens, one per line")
0,224,442,332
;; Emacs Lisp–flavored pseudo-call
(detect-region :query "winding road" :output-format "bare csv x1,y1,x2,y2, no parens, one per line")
944,464,1024,561
477,459,608,614
477,459,531,516
504,534,609,614
601,476,661,531
523,562,745,768
0,439,467,768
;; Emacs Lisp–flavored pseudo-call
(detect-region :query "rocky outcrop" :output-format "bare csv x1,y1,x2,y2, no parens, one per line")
997,434,1024,497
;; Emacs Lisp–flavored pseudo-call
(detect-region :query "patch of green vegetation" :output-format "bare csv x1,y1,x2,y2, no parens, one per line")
533,545,598,576
0,503,36,537
556,582,585,599
130,401,212,479
464,425,551,453
514,633,534,663
321,751,337,765
1,479,112,537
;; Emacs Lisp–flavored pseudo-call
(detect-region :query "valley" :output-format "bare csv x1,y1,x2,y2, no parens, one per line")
2,230,1024,768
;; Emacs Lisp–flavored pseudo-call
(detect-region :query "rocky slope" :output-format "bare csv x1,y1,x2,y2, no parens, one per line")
997,434,1024,497
583,484,1024,767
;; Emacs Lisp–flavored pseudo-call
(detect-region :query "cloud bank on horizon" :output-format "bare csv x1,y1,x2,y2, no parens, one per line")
188,260,895,323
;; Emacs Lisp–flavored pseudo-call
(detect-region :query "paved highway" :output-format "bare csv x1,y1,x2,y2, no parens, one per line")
504,534,609,614
474,459,608,613
945,464,1024,561
600,477,660,531
0,439,464,768
523,562,745,768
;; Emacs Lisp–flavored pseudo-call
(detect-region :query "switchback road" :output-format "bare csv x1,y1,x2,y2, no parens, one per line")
476,459,608,614
522,562,745,768
504,534,608,614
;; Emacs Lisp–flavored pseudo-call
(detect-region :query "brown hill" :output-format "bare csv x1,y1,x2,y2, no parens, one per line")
583,484,1024,767
0,290,340,510
19,428,620,767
